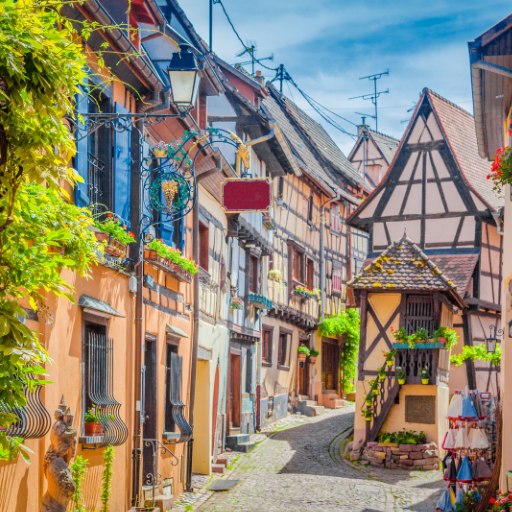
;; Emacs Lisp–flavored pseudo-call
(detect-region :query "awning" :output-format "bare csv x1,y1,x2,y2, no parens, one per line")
166,323,190,338
78,295,125,318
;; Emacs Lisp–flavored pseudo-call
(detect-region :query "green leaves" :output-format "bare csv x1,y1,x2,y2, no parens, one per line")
450,344,501,367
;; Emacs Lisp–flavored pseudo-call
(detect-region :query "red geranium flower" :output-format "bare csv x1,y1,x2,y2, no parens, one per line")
115,218,119,222
490,498,496,504
129,232,134,237
107,213,113,218
390,326,394,332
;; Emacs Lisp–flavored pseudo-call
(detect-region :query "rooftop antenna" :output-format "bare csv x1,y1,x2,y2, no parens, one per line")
349,70,389,131
272,64,293,93
235,42,272,76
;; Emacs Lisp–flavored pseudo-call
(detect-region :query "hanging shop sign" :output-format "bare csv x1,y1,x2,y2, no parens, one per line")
221,178,273,213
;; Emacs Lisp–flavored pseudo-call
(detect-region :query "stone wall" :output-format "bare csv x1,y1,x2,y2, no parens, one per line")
353,441,440,470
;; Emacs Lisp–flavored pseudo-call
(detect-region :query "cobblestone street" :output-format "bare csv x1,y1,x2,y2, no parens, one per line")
183,406,446,512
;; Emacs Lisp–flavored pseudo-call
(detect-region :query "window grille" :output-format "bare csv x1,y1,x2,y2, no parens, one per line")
404,295,435,335
0,374,51,439
164,352,192,444
87,152,107,214
85,332,128,447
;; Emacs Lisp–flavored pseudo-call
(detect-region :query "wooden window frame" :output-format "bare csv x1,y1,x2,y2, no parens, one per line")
402,294,439,336
288,241,306,300
199,221,209,272
262,326,273,367
330,203,341,234
306,257,314,290
250,255,259,294
277,328,293,371
332,260,343,294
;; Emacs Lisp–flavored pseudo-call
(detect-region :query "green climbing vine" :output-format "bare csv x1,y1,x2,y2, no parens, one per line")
101,445,115,512
70,455,88,512
318,309,360,393
450,344,501,367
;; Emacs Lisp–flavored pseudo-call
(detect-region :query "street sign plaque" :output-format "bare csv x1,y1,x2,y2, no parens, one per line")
221,178,273,213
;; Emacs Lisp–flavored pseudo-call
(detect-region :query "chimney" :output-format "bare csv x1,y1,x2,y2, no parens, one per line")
254,70,264,86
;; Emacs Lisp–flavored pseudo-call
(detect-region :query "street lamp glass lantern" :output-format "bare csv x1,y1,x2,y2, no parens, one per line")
167,47,200,109
486,337,497,354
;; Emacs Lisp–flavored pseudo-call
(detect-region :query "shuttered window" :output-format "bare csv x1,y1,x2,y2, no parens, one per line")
292,250,303,283
262,327,272,364
404,295,435,335
113,102,132,228
306,258,314,290
330,203,341,233
278,331,289,367
332,261,343,293
75,89,90,208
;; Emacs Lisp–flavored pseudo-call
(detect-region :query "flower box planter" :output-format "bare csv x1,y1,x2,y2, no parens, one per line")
84,422,104,436
95,231,128,258
247,293,272,310
144,249,193,283
392,342,446,350
230,297,243,310
262,215,276,230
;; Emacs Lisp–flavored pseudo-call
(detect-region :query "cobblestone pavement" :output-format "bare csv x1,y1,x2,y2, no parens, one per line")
183,406,446,512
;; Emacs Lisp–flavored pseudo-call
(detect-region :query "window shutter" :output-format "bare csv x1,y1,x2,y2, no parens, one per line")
142,140,152,224
180,217,186,250
333,261,342,293
75,89,90,208
113,102,132,228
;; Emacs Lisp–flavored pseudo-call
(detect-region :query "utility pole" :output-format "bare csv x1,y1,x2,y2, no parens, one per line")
349,70,389,132
209,0,213,52
272,64,292,93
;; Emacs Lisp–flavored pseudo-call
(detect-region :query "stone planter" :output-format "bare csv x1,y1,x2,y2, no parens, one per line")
362,441,440,470
84,422,104,436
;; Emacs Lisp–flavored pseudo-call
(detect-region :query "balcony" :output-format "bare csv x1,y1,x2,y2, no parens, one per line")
248,293,272,310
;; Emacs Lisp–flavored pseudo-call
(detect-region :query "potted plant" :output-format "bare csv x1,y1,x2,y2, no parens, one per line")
433,326,459,350
94,214,136,258
369,378,380,396
408,328,429,349
383,349,396,367
297,345,310,363
84,405,104,436
229,297,243,310
153,141,167,158
308,349,319,364
268,269,283,283
365,395,373,407
363,409,373,422
397,367,406,385
420,367,430,385
294,285,314,299
378,367,386,380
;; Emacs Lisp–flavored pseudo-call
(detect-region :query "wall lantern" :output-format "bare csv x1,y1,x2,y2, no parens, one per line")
167,46,201,111
485,324,503,353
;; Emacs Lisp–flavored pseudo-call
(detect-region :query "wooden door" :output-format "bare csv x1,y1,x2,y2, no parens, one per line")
211,365,220,456
142,338,157,481
298,359,309,396
322,342,339,391
227,352,241,430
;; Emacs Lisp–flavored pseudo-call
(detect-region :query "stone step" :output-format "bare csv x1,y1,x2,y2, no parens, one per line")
216,457,228,466
312,405,325,416
236,441,256,453
298,399,317,407
212,463,225,473
225,434,251,449
330,399,344,409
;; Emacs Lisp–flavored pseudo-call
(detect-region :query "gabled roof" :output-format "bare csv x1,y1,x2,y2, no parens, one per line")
368,128,400,164
262,84,368,194
427,89,503,211
347,234,465,307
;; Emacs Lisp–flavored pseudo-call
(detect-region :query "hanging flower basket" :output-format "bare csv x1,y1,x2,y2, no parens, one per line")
372,389,379,396
365,399,372,407
298,352,307,363
398,378,406,385
421,378,429,385
308,355,317,365
386,360,393,367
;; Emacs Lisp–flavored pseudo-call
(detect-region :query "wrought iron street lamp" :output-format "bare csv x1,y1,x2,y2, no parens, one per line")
167,46,201,111
485,324,503,353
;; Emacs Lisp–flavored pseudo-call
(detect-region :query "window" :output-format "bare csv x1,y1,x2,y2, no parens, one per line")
262,327,273,365
278,331,290,368
250,255,259,293
308,194,314,223
83,321,128,446
292,250,304,283
330,203,341,234
306,258,314,290
332,261,343,294
278,177,284,199
164,343,192,442
404,295,435,335
199,221,209,271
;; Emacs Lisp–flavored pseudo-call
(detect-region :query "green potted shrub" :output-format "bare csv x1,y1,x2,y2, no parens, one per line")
390,326,408,343
308,349,320,364
420,367,430,385
84,405,104,436
378,367,386,380
365,395,373,407
397,367,406,385
383,349,396,367
369,378,380,396
297,345,310,363
363,409,373,422
433,326,459,350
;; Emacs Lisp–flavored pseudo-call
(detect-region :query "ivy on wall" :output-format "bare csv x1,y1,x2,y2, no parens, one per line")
451,344,501,366
318,309,360,393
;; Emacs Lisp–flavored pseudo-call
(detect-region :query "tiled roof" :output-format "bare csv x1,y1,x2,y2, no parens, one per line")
428,253,479,295
368,128,399,164
427,89,504,211
347,234,458,291
262,85,368,191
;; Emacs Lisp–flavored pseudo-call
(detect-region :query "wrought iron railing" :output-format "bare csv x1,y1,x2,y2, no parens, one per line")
0,374,51,439
395,348,439,385
87,152,107,214
84,332,129,447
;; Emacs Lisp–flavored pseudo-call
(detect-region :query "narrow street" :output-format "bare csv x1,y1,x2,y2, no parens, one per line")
182,406,445,512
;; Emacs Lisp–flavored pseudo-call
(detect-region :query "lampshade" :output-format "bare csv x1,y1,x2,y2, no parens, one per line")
167,46,200,109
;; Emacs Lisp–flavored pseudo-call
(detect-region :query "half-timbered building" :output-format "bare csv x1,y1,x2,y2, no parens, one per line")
348,124,399,188
347,88,504,397
261,84,370,418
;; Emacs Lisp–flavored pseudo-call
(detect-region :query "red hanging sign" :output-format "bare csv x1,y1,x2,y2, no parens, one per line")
221,178,273,213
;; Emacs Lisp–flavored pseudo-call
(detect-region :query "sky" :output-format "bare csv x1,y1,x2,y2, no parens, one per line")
181,0,512,155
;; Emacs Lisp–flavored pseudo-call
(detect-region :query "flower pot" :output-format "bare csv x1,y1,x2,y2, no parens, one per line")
437,337,446,344
386,360,393,367
298,352,307,363
365,399,372,406
153,148,167,158
365,416,372,422
372,389,379,396
308,355,317,364
84,422,104,436
398,378,406,385
421,378,429,385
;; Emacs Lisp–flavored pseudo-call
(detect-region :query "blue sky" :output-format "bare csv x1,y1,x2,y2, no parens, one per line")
183,0,512,154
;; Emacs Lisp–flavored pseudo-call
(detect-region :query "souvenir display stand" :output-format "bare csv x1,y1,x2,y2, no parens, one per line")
436,389,496,511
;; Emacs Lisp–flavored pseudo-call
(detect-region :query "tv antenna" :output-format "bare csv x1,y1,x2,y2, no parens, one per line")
272,64,293,93
235,42,273,76
349,70,389,131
